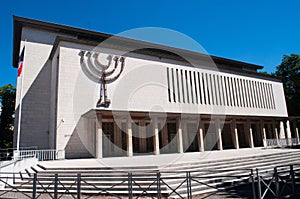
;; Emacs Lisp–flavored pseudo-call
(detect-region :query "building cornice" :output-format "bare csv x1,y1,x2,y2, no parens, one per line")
13,16,263,73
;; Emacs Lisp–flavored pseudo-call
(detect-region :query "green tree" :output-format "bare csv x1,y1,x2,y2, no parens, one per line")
0,84,16,148
275,54,300,116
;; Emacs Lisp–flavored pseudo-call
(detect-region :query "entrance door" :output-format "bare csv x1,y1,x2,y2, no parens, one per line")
167,123,178,153
237,124,248,148
102,122,114,157
252,123,263,147
145,123,154,154
204,123,218,151
222,124,234,149
186,123,199,152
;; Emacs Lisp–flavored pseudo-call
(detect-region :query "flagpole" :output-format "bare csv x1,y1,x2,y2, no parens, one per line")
16,70,23,152
16,43,25,154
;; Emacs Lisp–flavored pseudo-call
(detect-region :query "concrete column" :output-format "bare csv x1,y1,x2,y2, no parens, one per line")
233,119,240,149
247,119,254,148
279,121,286,139
216,119,223,151
177,118,184,153
272,121,279,140
293,120,300,143
286,120,292,139
153,117,160,155
261,120,267,147
231,119,239,149
127,119,133,157
96,114,103,159
198,121,205,152
262,122,267,140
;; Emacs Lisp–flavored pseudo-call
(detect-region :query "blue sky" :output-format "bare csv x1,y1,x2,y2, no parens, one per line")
0,0,299,87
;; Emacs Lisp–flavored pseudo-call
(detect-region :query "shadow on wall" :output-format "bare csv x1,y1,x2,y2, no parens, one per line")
65,116,95,159
14,60,52,149
14,58,95,158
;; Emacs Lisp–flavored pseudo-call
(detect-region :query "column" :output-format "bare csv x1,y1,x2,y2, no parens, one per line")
96,114,103,159
127,118,133,157
233,119,240,149
247,119,254,148
261,120,267,148
293,120,300,143
231,119,239,149
177,118,184,153
272,120,279,147
153,117,160,155
216,118,223,151
286,120,292,139
198,120,205,152
272,120,279,140
279,121,285,139
286,120,292,146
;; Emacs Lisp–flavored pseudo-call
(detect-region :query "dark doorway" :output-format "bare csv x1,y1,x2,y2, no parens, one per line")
222,123,234,149
186,123,199,152
237,124,248,148
204,123,218,151
252,123,263,147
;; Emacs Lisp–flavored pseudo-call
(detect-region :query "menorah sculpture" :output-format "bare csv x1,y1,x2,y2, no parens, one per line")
80,51,125,108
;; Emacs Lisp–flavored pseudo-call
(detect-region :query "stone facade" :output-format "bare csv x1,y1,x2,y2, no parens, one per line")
12,16,297,159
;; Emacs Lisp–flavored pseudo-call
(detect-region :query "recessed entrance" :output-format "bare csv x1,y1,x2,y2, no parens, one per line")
222,124,234,149
204,123,218,151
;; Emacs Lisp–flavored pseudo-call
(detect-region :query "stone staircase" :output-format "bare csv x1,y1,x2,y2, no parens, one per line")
4,149,300,198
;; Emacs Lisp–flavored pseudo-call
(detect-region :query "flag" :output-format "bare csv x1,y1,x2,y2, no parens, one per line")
17,47,25,77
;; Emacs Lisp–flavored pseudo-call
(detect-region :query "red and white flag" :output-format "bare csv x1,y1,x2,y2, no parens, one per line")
17,47,25,77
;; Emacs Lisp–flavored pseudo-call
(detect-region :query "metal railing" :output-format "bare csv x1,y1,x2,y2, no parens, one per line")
0,168,256,199
256,164,300,198
0,147,37,161
264,138,300,148
0,165,299,198
13,149,65,161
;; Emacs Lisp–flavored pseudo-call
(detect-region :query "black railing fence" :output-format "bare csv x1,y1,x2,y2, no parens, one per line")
256,164,300,199
0,164,299,199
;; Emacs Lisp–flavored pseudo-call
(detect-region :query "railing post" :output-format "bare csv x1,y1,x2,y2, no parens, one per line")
263,139,267,148
54,173,58,199
186,171,192,199
128,173,133,199
256,169,261,199
32,173,37,199
290,165,295,196
274,167,279,198
251,169,256,199
157,172,161,199
77,173,81,199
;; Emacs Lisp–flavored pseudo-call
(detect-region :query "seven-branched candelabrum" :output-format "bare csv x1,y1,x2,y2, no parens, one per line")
80,51,125,108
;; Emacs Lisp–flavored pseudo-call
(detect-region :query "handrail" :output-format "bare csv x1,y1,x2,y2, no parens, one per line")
0,146,37,161
263,138,300,148
13,149,64,161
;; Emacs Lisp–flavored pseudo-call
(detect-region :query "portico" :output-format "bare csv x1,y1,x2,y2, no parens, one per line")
92,111,296,158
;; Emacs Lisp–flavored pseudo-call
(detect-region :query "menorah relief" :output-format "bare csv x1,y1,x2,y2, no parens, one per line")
80,51,125,108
